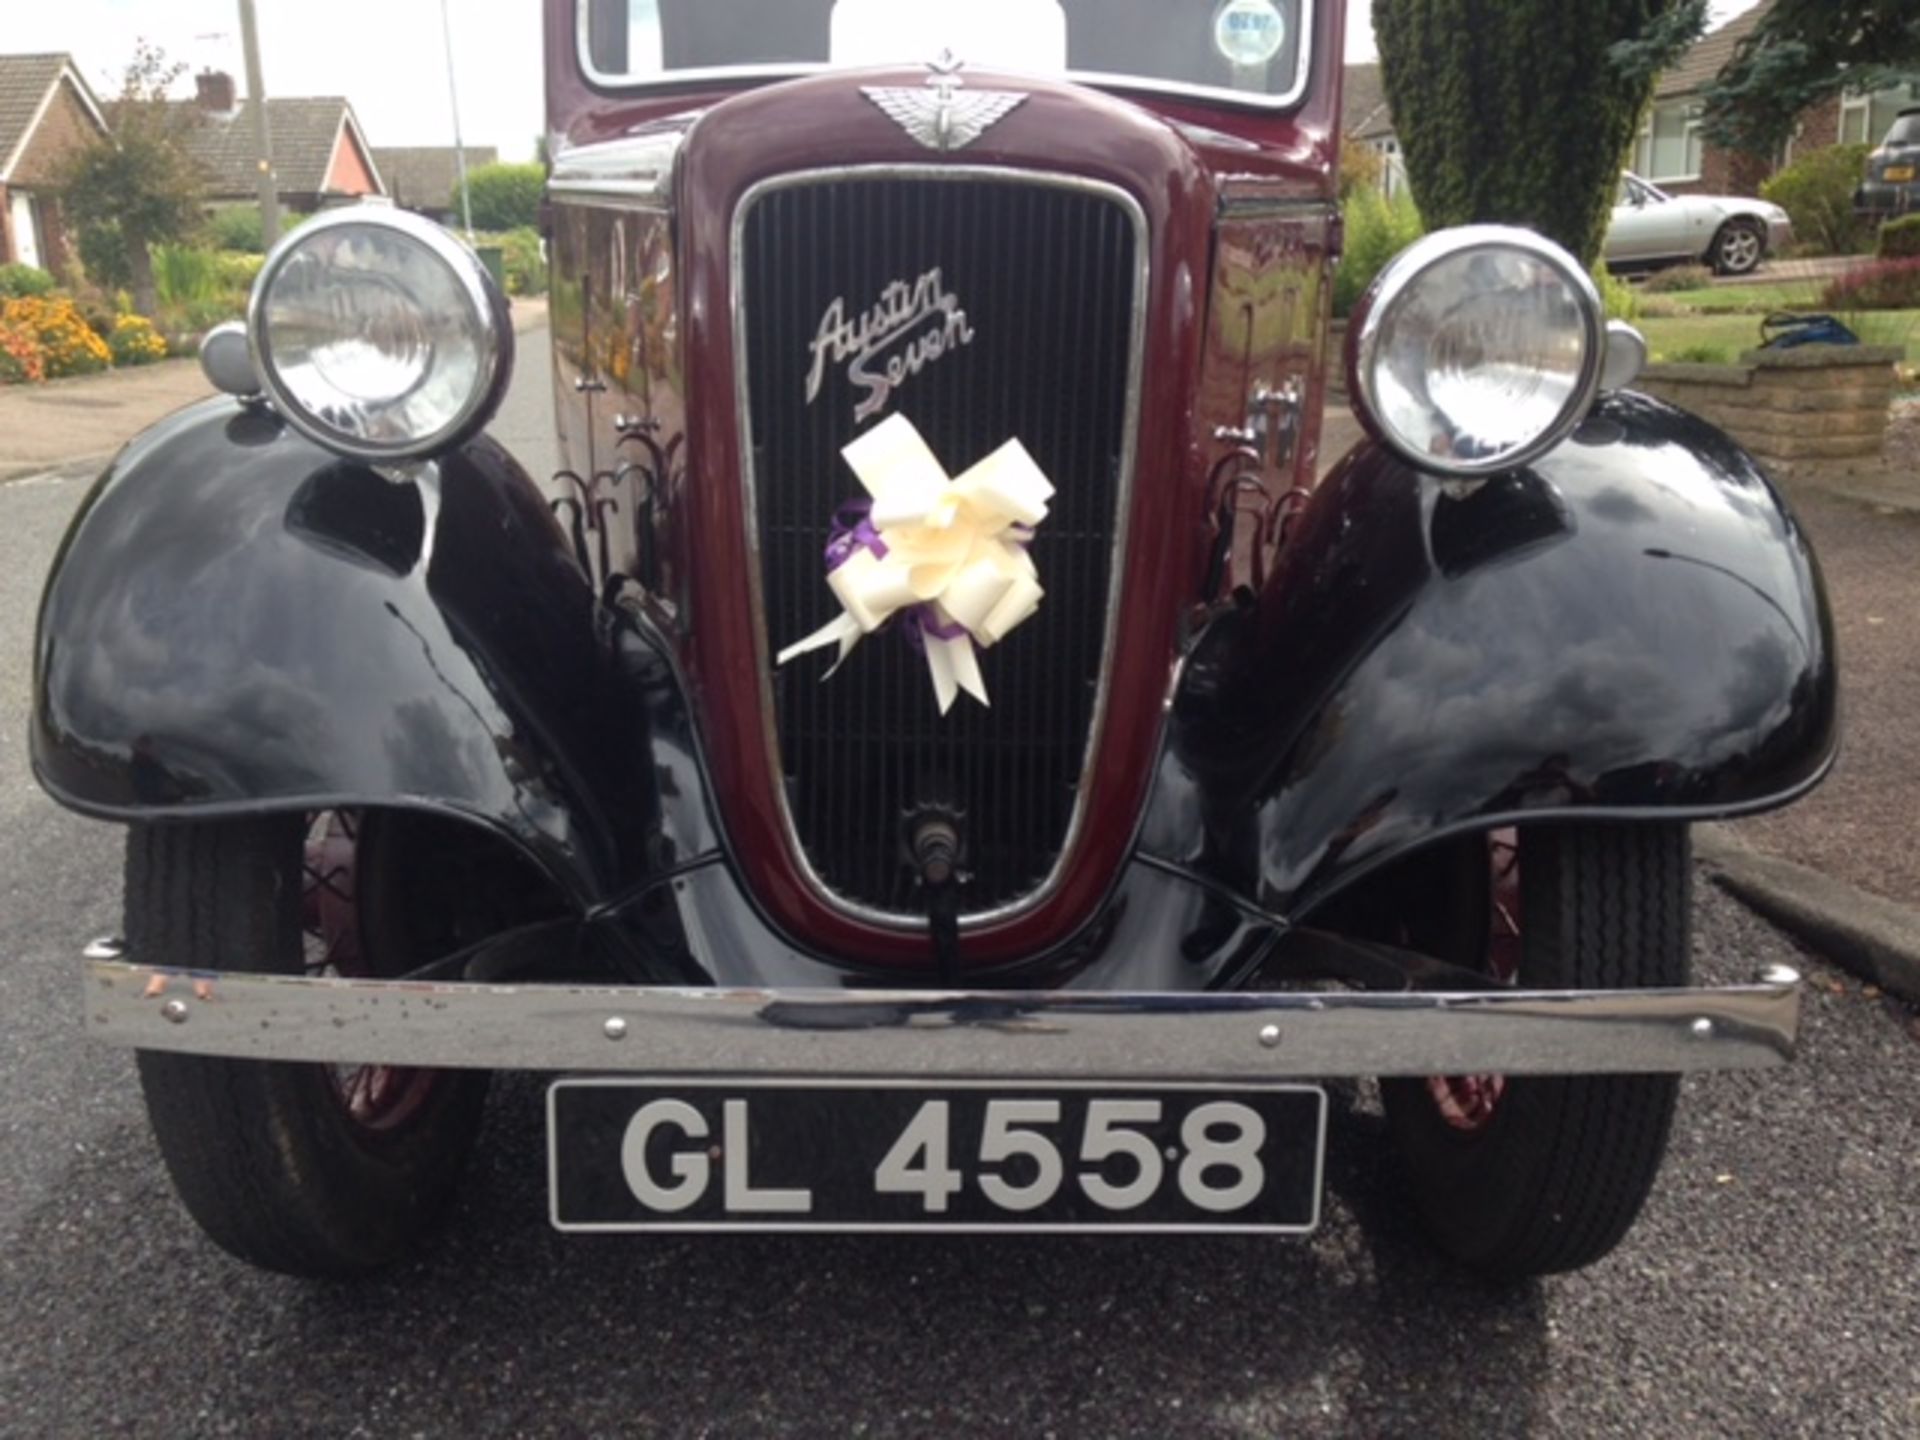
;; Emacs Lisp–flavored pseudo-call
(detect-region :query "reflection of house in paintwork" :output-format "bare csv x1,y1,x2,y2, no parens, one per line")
0,52,110,275
169,70,384,212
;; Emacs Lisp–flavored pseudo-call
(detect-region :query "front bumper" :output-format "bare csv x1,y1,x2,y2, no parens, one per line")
1855,181,1919,219
86,948,1804,1079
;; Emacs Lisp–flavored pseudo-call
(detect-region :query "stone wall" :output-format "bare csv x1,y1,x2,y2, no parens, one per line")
1637,346,1901,466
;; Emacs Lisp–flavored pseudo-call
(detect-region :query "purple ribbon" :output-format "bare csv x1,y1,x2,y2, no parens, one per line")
821,496,971,653
901,606,970,652
824,499,888,572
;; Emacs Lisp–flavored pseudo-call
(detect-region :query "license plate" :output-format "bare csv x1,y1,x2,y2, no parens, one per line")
1887,166,1916,181
548,1079,1326,1233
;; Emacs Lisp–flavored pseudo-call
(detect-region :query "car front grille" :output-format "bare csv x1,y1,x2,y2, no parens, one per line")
739,171,1141,921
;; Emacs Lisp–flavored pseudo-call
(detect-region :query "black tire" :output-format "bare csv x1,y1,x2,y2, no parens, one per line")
1710,218,1764,276
1381,824,1689,1279
128,816,489,1277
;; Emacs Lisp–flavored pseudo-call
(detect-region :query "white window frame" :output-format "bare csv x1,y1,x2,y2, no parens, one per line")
1635,99,1705,185
1842,84,1918,147
1841,92,1871,146
1369,136,1405,198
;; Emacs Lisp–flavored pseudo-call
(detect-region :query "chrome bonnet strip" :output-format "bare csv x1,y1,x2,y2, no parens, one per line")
87,959,1802,1078
548,132,684,208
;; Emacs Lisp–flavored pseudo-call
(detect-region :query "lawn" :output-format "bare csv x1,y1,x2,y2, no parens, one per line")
1642,282,1833,313
1637,308,1920,365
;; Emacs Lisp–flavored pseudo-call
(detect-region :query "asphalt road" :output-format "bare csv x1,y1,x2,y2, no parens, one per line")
1,342,1917,1438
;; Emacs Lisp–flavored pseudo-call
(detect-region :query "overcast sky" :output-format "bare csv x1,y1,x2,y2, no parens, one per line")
10,1,1763,165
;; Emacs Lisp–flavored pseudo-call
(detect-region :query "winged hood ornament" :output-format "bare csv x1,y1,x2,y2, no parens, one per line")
862,51,1027,152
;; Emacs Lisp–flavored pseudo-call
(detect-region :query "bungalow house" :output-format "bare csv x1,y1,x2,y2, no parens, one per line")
1348,1,1919,201
372,145,498,224
0,52,109,275
1634,1,1916,196
1340,61,1406,197
171,71,384,213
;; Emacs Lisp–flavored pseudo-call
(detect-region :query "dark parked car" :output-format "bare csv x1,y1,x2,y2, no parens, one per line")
34,0,1835,1281
1857,105,1920,220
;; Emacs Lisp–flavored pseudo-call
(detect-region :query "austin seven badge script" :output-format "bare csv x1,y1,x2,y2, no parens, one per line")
805,267,977,423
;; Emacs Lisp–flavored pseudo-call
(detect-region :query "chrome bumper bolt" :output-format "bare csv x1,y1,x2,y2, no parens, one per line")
1258,1024,1281,1049
1690,1017,1715,1040
161,999,189,1025
603,1017,629,1041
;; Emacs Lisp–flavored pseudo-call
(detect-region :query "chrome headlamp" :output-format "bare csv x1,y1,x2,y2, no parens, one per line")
1347,226,1606,476
249,208,513,462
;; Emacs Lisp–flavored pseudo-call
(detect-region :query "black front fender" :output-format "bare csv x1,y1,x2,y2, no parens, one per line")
32,398,718,905
1149,392,1839,918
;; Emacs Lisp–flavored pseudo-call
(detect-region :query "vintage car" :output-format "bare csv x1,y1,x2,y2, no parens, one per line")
33,0,1834,1280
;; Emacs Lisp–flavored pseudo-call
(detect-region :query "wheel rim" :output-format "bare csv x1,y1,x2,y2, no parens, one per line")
1721,228,1760,271
302,811,441,1133
1423,829,1521,1134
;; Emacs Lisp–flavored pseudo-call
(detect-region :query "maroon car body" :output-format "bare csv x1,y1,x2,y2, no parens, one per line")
32,0,1836,1277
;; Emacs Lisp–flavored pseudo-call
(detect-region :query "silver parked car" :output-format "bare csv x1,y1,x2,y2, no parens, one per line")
1606,172,1792,276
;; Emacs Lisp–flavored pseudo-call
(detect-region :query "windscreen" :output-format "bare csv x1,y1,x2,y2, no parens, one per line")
580,0,1310,107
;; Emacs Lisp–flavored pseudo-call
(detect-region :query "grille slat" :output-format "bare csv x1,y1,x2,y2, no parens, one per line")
744,175,1137,918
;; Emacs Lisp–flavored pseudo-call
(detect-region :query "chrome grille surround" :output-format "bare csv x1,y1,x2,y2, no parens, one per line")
731,166,1150,929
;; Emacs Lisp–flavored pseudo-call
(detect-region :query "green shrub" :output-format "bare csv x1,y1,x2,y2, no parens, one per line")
1820,257,1920,312
0,262,55,298
1641,263,1715,294
480,226,546,297
1591,258,1639,322
456,162,546,232
1662,343,1736,364
214,251,265,291
204,205,264,253
1878,215,1920,261
182,295,245,331
108,313,168,366
1338,137,1385,203
77,221,131,290
1761,144,1874,256
151,244,224,306
1333,187,1425,318
1373,0,1678,265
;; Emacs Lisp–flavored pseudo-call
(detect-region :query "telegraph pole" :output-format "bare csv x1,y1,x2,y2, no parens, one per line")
237,0,281,246
440,0,475,241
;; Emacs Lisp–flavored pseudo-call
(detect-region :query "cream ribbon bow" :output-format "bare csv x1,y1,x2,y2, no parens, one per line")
776,413,1055,713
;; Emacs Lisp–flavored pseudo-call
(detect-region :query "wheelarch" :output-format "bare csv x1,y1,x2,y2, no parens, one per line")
31,398,714,911
1153,391,1839,924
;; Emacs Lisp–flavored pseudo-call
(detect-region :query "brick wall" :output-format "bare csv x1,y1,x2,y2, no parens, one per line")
1662,93,1851,201
1796,94,1844,152
324,129,381,198
1637,347,1901,466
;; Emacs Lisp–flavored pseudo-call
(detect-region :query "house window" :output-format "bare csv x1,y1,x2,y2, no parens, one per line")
1841,84,1918,147
1634,100,1704,182
1370,136,1406,198
7,191,44,271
